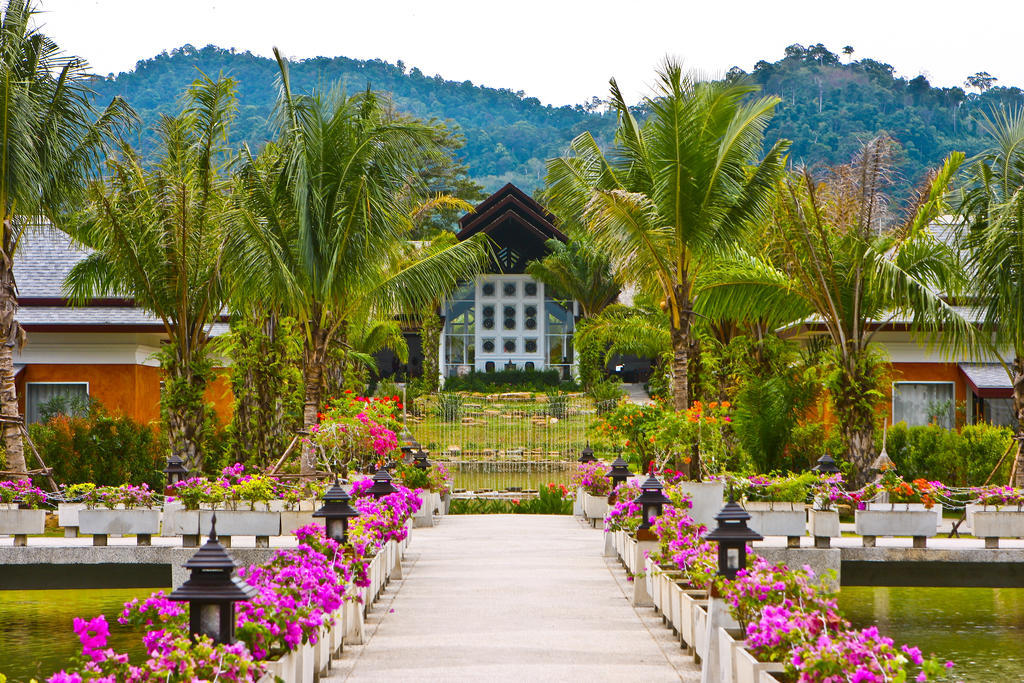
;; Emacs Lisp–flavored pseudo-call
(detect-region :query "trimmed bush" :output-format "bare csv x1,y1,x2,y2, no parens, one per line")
442,368,575,393
28,403,165,488
884,422,1014,486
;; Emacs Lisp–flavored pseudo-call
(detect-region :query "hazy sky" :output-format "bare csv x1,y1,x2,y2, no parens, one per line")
33,0,1023,106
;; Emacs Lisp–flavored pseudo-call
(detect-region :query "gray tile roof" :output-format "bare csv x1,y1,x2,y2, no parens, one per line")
13,228,90,298
959,363,1011,389
12,229,228,336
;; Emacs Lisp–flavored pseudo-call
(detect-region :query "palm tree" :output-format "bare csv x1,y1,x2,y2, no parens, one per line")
0,1,131,477
64,76,235,470
699,136,971,483
545,60,789,447
228,51,488,475
958,108,1024,486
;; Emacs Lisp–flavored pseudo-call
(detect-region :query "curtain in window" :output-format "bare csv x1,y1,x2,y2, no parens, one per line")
26,383,89,424
892,383,954,428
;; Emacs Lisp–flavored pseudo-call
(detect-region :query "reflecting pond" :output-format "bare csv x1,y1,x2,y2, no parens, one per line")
0,588,156,682
838,586,1024,682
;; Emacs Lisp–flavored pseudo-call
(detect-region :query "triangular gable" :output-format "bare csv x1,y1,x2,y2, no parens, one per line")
456,183,567,243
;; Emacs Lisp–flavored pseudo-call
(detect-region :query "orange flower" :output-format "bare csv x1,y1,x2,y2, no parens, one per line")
709,401,719,410
721,401,731,408
683,456,692,464
705,416,717,424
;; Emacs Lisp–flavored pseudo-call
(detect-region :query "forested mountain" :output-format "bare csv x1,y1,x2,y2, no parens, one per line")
88,43,1024,195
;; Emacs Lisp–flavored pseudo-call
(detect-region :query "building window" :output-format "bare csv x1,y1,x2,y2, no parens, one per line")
27,382,89,424
892,382,954,428
981,397,1015,427
444,283,475,376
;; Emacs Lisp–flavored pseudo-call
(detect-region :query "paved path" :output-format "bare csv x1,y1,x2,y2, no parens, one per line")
327,515,697,682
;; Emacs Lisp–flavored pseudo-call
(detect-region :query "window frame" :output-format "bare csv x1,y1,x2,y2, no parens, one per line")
891,381,955,428
25,381,90,424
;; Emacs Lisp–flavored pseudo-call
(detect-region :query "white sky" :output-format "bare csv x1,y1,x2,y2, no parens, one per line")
33,0,1024,106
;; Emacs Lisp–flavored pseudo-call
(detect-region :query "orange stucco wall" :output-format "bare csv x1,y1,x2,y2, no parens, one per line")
888,362,968,425
17,364,234,426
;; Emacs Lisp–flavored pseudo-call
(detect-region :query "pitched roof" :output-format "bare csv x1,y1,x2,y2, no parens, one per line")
959,363,1013,398
456,183,566,243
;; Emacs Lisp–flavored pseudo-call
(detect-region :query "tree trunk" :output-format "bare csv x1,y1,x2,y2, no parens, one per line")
669,284,698,479
163,352,210,473
301,323,330,477
0,247,27,479
832,348,878,486
1011,356,1024,487
420,311,442,393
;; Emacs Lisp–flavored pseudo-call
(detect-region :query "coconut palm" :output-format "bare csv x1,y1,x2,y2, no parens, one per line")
958,108,1024,486
64,76,235,470
228,51,488,475
545,60,789,445
698,136,971,483
0,1,132,477
526,237,620,319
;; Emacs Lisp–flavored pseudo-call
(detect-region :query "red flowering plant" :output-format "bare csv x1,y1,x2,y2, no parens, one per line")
308,394,401,473
603,480,642,532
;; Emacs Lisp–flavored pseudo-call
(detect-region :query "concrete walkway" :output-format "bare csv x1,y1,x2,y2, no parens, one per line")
327,515,697,682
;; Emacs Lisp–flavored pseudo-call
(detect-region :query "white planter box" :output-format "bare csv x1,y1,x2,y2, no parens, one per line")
280,510,315,536
735,646,785,683
680,591,708,651
162,510,281,537
583,492,609,520
973,510,1024,541
677,481,725,530
718,627,745,683
855,509,937,538
624,534,638,574
644,556,658,603
0,508,45,535
808,509,840,537
693,604,709,662
79,509,161,535
58,502,86,527
432,492,443,515
745,502,806,539
258,648,294,683
573,487,584,516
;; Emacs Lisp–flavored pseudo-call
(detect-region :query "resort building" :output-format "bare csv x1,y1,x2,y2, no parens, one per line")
440,183,578,381
11,230,232,425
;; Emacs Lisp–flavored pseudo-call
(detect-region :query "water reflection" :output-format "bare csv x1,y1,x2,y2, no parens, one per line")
839,586,1024,682
0,588,156,682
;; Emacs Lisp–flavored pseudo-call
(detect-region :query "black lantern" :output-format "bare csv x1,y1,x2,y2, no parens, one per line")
368,467,398,499
606,456,634,489
168,515,256,645
413,449,431,471
812,454,841,475
163,455,189,489
313,478,361,544
634,475,672,529
578,443,597,464
399,432,421,463
704,493,763,580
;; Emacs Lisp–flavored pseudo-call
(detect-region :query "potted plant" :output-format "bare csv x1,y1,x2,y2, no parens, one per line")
741,473,811,547
854,473,941,547
968,485,1024,548
78,483,161,546
571,461,612,523
0,479,47,545
808,475,844,547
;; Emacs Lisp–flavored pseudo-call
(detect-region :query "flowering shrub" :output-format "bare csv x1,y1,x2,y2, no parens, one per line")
735,472,819,504
604,481,642,532
570,461,611,496
308,394,401,472
51,481,421,682
790,626,952,682
427,463,453,494
723,557,842,632
0,479,48,508
971,484,1024,508
81,483,158,509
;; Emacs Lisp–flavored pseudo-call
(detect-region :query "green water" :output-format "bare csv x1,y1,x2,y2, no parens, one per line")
0,588,156,682
838,587,1024,682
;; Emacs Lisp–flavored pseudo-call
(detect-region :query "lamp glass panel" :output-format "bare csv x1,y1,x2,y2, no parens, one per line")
727,547,740,570
199,603,221,640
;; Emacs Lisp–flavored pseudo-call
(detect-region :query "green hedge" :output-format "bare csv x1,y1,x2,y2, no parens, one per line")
442,368,576,393
27,403,166,488
883,422,1014,486
448,486,571,514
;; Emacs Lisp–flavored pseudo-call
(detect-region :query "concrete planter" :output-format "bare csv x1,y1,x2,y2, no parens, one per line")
718,627,747,683
693,603,709,663
432,492,443,515
57,503,86,537
0,508,45,545
855,509,937,546
645,556,659,610
734,645,785,683
680,590,708,652
972,510,1024,547
258,648,295,683
413,499,434,528
582,492,609,521
746,502,806,545
623,534,638,574
79,509,161,545
808,509,841,547
573,487,584,516
280,510,315,536
677,481,725,530
162,509,281,546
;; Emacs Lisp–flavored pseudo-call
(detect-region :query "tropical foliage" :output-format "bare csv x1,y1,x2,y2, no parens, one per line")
0,0,131,477
64,75,235,470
